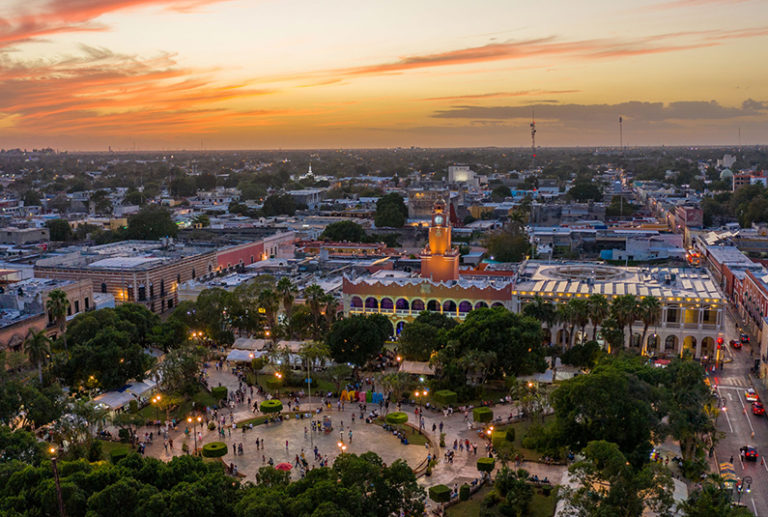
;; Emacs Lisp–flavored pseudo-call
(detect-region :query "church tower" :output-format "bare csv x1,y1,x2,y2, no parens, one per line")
420,200,460,282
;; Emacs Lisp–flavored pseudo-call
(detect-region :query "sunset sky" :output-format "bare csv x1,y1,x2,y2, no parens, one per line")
1,0,767,150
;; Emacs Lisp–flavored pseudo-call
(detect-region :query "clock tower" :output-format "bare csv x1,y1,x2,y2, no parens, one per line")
420,200,460,282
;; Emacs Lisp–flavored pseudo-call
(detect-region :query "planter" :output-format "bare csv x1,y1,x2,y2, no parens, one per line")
201,442,228,458
260,399,283,414
477,457,495,473
473,407,493,423
385,412,408,425
428,484,451,503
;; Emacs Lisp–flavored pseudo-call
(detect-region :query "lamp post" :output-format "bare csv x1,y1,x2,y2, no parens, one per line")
274,371,283,397
737,475,752,504
337,441,347,456
151,395,162,422
48,447,66,517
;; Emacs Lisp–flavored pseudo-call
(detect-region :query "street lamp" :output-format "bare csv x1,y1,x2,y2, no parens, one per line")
737,475,752,504
337,441,347,456
274,372,283,397
48,447,66,517
187,416,202,454
152,395,162,422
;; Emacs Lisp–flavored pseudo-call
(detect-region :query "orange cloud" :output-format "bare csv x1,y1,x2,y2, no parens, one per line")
0,46,277,135
0,0,231,48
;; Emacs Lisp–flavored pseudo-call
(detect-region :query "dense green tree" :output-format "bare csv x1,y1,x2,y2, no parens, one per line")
153,345,204,396
567,181,603,202
485,221,529,262
374,193,407,228
125,205,177,239
262,194,296,216
490,185,511,201
22,190,41,206
320,220,366,242
444,307,545,377
398,311,458,361
46,218,73,241
550,363,659,464
587,294,610,341
0,426,44,464
565,440,673,517
680,475,753,517
494,467,533,516
522,296,556,338
326,314,390,368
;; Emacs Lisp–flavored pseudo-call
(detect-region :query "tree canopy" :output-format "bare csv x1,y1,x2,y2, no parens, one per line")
374,192,407,228
125,205,177,240
326,314,391,367
320,220,366,242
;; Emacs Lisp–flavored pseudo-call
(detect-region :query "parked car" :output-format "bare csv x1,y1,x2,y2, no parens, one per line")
730,339,742,349
752,402,765,415
741,333,750,344
745,389,759,402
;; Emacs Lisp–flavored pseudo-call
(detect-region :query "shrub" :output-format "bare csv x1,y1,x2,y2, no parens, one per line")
265,377,283,390
482,491,500,508
505,428,515,442
201,442,228,458
520,436,538,450
109,449,129,464
118,428,130,443
433,390,457,406
208,421,216,431
459,484,470,501
428,484,451,503
491,431,507,449
260,399,283,413
477,457,495,473
251,357,266,371
439,432,446,447
473,407,493,423
385,412,408,425
210,386,227,401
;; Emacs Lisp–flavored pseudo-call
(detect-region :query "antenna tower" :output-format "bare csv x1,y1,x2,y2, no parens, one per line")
530,111,536,166
619,116,624,155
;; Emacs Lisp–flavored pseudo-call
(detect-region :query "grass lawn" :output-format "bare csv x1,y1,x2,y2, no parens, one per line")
446,485,557,517
97,439,130,458
255,374,336,396
132,389,219,423
374,417,429,446
494,415,554,461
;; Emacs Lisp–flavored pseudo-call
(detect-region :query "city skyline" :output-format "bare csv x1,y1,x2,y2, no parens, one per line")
1,0,767,150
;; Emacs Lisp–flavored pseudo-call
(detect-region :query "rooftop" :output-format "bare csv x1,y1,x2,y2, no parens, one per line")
515,261,723,301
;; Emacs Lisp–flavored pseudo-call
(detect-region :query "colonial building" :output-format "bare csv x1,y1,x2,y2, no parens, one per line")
343,202,725,358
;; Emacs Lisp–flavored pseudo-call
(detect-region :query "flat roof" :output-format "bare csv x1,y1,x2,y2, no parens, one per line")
89,257,164,269
515,261,724,301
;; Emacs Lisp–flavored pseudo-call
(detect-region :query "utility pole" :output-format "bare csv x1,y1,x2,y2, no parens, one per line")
49,448,66,517
619,116,623,155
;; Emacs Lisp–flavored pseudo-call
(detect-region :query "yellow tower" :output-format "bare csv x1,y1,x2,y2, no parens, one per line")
420,201,460,282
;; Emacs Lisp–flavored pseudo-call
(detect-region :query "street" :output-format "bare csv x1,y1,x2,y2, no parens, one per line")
712,310,767,516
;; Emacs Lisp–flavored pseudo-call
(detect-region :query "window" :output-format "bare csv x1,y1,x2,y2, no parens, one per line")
160,280,165,296
149,285,154,299
177,274,181,284
168,299,173,309
250,255,254,264
138,286,146,301
85,297,89,310
74,300,80,313
67,306,71,316
101,283,107,293
162,299,166,311
192,269,196,279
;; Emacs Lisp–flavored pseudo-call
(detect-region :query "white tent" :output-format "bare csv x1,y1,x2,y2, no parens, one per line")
226,349,267,362
92,379,157,411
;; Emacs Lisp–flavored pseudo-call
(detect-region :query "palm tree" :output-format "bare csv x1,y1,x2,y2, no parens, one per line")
46,289,70,350
323,294,339,328
257,289,280,343
556,302,575,351
611,294,639,348
303,284,326,340
570,299,590,345
587,294,610,341
380,371,410,404
523,296,556,343
638,296,662,355
276,277,298,318
24,328,51,384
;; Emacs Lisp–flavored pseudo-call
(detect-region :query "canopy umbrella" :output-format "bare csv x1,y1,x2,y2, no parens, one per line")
275,462,293,471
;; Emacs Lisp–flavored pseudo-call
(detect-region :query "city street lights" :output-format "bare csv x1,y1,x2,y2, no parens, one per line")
737,475,752,504
187,415,202,454
414,389,429,410
48,447,65,517
337,441,347,456
274,371,283,397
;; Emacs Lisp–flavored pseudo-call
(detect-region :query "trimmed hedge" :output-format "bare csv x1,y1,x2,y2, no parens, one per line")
109,449,129,464
473,407,493,423
433,390,457,406
459,484,470,501
201,442,228,458
210,386,227,401
260,399,283,413
477,457,495,473
385,412,408,425
491,430,507,449
428,484,452,503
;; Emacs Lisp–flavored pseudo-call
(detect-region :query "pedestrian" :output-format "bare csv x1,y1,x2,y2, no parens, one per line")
349,430,353,442
233,443,237,455
286,440,289,451
439,421,444,433
169,439,174,450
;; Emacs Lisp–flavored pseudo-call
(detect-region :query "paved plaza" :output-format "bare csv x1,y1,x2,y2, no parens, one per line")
133,363,566,508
